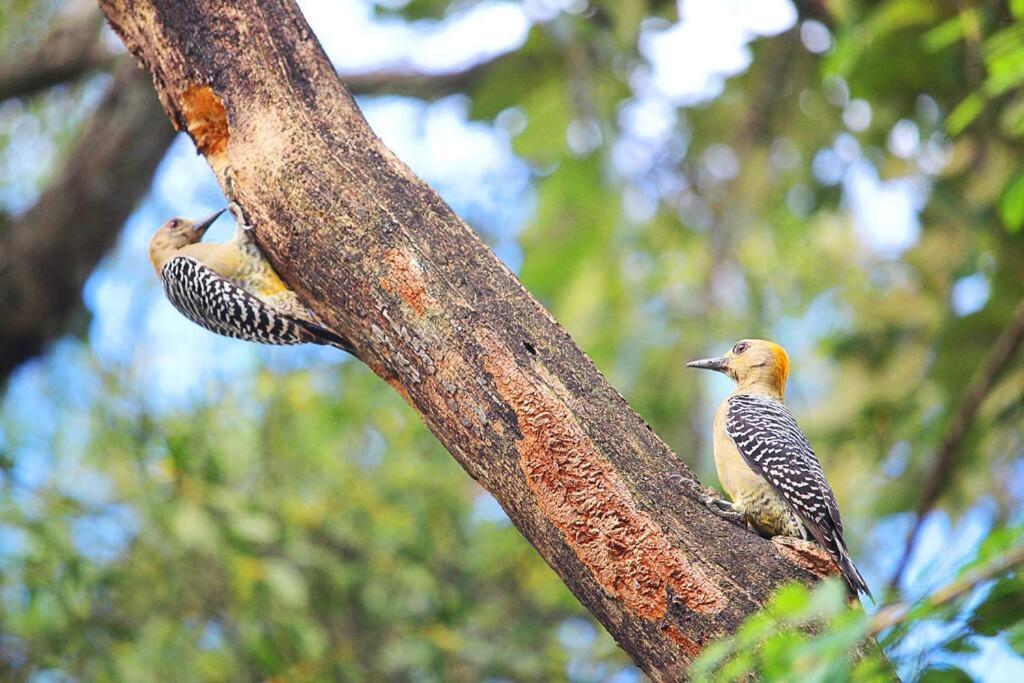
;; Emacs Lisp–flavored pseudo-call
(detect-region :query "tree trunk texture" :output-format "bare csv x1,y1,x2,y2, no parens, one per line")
96,1,847,677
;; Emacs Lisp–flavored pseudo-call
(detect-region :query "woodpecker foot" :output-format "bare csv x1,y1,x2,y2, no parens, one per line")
228,201,254,231
224,164,239,198
669,475,746,527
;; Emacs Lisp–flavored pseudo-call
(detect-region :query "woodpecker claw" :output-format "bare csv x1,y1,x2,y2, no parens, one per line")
669,474,746,527
228,201,254,231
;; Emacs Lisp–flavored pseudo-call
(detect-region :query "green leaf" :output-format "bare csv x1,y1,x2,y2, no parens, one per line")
171,504,218,549
1007,622,1024,655
262,558,308,608
942,634,980,654
970,576,1024,636
771,582,812,617
689,639,734,680
1014,0,1024,19
947,93,986,135
998,173,1024,233
806,578,849,619
923,15,967,53
231,511,279,544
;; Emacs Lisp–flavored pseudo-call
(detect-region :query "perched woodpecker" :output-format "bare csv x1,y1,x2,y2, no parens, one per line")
685,339,871,599
148,204,354,353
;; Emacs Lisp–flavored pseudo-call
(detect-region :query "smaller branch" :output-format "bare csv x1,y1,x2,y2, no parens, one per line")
890,299,1024,588
872,544,1024,635
0,7,114,103
340,51,513,100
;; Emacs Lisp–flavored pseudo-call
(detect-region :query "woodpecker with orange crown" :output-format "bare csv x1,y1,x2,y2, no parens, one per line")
685,339,872,599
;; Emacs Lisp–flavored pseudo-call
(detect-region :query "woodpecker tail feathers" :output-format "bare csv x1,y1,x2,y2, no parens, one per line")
299,321,357,355
834,536,873,601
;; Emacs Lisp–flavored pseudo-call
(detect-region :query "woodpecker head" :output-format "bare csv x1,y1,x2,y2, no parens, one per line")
148,208,225,273
686,339,790,397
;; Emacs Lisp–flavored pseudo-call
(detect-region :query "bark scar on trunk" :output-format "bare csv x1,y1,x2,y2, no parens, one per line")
661,624,701,658
478,329,725,620
772,536,841,580
380,247,435,316
181,85,228,157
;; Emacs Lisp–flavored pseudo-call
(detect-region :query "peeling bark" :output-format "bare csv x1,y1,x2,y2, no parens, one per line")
96,0,854,677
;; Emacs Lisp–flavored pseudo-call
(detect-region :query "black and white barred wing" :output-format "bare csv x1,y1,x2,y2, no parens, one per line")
161,256,311,346
725,393,871,597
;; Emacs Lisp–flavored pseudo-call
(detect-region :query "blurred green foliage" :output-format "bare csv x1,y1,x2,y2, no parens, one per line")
691,530,1024,681
2,0,1024,680
1,364,627,680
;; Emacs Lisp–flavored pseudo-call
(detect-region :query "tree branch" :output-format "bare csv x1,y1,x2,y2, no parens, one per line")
95,0,861,675
890,298,1024,588
873,544,1024,635
0,2,512,106
0,60,175,381
341,53,514,101
0,6,115,103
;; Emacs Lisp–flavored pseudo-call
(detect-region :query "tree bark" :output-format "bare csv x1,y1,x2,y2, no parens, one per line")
96,0,848,677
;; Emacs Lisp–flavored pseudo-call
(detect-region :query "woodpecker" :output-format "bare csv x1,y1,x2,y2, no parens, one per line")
685,339,871,599
148,204,354,353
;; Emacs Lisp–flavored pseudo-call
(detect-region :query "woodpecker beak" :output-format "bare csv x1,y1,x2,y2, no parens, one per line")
193,208,226,236
686,356,729,373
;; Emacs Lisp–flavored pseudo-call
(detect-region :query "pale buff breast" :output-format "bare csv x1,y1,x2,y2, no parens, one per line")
178,232,319,324
712,399,805,538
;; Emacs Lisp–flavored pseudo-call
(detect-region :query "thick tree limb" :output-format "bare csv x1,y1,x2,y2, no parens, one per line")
0,60,174,381
96,0,857,676
890,298,1024,588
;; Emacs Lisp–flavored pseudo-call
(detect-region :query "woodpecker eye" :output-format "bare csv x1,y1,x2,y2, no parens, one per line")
732,342,749,355
169,219,180,229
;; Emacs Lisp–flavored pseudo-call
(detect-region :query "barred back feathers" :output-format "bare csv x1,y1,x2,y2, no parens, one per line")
161,256,354,353
725,393,871,598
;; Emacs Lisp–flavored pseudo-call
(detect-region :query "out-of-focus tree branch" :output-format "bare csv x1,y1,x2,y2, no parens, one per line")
890,298,1024,588
0,6,114,103
1,2,513,105
0,61,174,382
341,53,515,100
875,543,1024,635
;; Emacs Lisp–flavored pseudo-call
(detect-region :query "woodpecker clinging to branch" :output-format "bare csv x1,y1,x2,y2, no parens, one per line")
148,204,354,354
684,339,872,599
